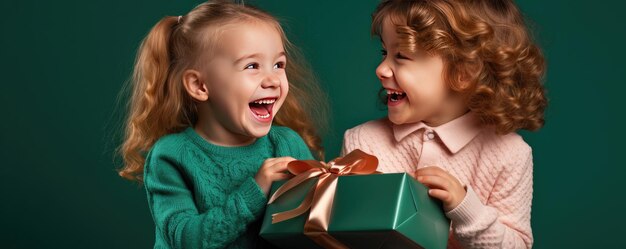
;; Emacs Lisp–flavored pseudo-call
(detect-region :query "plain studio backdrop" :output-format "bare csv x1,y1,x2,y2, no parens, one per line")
1,0,624,248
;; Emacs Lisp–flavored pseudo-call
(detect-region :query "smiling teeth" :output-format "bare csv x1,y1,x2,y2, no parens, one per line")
257,113,270,119
386,90,405,95
253,99,276,105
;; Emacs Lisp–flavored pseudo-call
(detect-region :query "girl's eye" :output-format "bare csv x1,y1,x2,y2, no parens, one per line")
273,61,286,69
381,49,388,57
244,63,259,70
395,52,410,60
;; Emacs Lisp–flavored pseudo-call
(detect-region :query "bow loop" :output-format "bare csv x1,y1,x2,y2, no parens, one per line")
266,149,380,248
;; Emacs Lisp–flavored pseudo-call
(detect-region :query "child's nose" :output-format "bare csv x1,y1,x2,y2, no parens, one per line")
261,74,280,88
376,61,393,80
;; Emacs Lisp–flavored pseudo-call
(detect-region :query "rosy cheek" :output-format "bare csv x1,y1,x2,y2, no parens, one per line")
282,80,289,94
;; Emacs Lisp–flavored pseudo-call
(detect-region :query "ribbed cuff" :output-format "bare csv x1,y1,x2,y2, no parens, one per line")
240,178,268,217
445,185,487,225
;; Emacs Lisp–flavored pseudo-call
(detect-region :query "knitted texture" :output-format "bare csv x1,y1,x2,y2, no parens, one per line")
342,117,534,249
144,126,314,249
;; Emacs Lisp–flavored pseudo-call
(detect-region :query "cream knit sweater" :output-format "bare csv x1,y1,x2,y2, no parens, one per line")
341,112,533,249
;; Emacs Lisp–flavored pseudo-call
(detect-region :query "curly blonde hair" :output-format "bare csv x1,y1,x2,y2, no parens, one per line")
373,0,547,134
118,0,327,182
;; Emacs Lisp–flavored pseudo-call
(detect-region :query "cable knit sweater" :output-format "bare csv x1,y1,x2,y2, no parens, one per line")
144,126,313,249
341,112,534,249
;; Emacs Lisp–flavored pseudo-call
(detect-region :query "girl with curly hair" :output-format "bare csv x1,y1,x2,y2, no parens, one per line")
342,0,547,248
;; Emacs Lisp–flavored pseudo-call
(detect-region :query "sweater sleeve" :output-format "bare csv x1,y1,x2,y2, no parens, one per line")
144,149,268,249
446,146,534,249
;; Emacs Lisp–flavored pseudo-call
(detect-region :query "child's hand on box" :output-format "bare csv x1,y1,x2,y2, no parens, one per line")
255,157,296,196
413,166,466,212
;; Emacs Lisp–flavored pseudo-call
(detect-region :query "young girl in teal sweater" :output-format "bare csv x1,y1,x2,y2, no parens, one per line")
118,1,326,248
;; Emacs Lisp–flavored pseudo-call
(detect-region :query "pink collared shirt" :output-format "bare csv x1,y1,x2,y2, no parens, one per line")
342,112,534,249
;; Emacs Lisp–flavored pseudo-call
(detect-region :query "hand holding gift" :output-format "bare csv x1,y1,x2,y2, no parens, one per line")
254,157,297,196
414,166,467,212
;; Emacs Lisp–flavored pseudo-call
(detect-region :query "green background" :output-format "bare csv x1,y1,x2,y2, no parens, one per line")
1,0,624,248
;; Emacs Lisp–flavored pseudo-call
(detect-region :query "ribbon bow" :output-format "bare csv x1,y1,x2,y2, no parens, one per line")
268,149,379,249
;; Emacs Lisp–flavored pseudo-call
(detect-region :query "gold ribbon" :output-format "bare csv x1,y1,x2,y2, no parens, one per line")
268,149,379,249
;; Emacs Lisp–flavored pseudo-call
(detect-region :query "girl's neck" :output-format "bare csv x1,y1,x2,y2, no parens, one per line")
194,116,257,147
423,108,469,127
423,97,470,127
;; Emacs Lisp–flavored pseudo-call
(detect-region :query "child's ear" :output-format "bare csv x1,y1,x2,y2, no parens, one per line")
182,69,209,101
456,65,475,90
457,74,471,90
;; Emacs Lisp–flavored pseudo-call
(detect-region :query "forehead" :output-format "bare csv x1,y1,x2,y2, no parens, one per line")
380,18,399,46
214,21,284,57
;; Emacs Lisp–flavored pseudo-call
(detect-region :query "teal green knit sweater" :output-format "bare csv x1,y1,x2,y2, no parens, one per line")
144,126,314,249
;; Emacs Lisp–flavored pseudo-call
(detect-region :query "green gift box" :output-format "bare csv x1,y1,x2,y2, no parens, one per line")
259,173,450,249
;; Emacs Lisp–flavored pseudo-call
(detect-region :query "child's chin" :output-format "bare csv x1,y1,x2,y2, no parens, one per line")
388,113,408,125
246,125,272,138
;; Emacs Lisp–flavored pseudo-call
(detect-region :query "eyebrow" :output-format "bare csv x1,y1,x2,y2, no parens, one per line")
234,53,261,65
233,51,287,65
275,51,286,60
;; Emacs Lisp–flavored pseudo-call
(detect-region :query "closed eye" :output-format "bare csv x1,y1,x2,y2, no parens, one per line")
395,52,410,60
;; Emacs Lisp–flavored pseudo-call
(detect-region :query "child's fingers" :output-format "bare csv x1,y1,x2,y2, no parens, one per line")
416,175,451,190
262,158,280,167
427,189,451,203
269,157,296,166
274,156,296,162
263,157,295,164
415,166,446,176
269,160,294,172
409,170,418,179
416,166,462,185
271,172,291,181
262,157,295,169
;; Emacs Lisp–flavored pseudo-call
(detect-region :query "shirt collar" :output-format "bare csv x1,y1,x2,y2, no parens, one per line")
392,112,483,154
